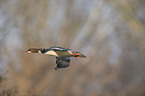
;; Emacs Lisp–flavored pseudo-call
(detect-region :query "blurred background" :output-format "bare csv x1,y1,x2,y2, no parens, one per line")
0,0,145,96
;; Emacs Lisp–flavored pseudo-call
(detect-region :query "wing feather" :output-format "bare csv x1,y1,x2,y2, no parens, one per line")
49,46,70,51
55,57,71,70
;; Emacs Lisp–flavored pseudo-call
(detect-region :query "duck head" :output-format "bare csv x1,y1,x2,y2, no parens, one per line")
23,48,41,53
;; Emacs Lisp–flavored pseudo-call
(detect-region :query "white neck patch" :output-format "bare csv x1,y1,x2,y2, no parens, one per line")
38,50,42,53
28,51,32,53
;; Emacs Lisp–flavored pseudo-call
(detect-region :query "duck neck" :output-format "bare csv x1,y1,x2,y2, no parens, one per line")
40,49,58,57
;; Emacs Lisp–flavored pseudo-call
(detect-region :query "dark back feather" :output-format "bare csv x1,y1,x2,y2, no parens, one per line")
40,48,50,54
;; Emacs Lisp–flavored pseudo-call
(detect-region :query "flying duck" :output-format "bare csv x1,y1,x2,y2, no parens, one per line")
23,46,86,70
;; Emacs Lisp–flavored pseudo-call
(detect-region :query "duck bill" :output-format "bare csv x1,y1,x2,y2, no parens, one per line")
22,50,28,53
22,50,32,53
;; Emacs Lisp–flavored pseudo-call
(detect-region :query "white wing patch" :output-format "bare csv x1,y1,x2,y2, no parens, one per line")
50,47,65,51
67,50,72,54
45,50,58,57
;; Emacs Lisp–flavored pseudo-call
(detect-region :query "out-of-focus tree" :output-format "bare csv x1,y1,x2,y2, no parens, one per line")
0,0,145,96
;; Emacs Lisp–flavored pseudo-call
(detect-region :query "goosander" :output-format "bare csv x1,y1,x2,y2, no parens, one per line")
23,46,86,70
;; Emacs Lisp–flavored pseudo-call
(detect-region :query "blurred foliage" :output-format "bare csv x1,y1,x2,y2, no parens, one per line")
0,0,145,96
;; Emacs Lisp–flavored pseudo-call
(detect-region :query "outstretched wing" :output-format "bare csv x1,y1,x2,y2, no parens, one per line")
49,46,71,51
39,47,70,54
55,57,71,70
